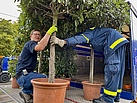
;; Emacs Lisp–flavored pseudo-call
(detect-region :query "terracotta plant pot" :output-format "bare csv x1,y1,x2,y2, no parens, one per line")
64,78,71,90
31,78,70,103
82,81,102,100
12,77,19,88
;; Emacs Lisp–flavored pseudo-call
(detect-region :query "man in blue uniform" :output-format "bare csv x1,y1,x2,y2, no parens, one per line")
16,25,57,103
50,27,128,103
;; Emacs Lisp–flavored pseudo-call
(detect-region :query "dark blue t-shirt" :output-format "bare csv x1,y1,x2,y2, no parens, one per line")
16,40,38,75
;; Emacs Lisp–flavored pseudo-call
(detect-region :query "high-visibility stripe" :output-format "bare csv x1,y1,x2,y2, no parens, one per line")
90,27,95,30
117,89,122,93
104,89,117,96
81,34,89,43
110,38,127,49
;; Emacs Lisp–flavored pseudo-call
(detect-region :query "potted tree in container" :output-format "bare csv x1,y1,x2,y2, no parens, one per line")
8,59,19,88
29,1,70,103
80,0,130,100
81,48,103,100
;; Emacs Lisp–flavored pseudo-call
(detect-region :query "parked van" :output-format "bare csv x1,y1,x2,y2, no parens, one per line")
0,56,11,83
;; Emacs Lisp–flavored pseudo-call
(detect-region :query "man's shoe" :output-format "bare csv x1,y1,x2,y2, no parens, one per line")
114,99,120,103
93,97,107,103
19,91,33,103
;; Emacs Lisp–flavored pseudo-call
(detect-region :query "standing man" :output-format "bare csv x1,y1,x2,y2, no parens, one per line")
16,25,57,103
50,27,128,103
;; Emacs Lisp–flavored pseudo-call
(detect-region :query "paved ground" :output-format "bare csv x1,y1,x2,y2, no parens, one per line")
0,80,132,103
0,89,16,103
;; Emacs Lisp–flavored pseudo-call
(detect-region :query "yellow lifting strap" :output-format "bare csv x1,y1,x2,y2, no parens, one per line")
104,89,117,96
81,34,89,43
110,37,127,49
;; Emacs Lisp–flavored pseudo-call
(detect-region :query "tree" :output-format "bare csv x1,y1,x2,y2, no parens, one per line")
15,0,130,83
0,19,19,56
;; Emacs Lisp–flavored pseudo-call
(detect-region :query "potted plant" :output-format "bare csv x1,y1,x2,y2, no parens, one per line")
81,48,103,100
8,59,19,88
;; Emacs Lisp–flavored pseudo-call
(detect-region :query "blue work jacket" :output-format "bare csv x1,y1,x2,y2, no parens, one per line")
65,27,129,57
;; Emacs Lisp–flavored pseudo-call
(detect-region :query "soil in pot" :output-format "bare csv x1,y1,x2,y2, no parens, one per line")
31,78,70,103
82,81,102,100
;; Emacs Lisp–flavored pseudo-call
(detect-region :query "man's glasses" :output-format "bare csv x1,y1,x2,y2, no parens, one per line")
33,33,41,36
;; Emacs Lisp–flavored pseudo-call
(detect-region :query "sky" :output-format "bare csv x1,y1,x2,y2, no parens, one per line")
0,0,20,21
127,0,137,9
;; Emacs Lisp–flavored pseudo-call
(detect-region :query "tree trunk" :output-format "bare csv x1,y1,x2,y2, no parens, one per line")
89,48,94,83
48,5,58,83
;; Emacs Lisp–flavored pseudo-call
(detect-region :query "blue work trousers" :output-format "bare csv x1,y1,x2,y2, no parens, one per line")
102,45,126,103
17,72,47,94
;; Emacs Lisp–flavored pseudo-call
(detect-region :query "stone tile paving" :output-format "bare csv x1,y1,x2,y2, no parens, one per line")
66,87,131,103
0,80,132,103
0,88,16,103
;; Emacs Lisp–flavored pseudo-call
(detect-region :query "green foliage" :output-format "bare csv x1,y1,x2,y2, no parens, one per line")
39,49,50,75
12,33,27,56
17,0,130,33
55,47,78,78
0,19,19,56
64,0,130,31
0,33,14,56
8,59,18,77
